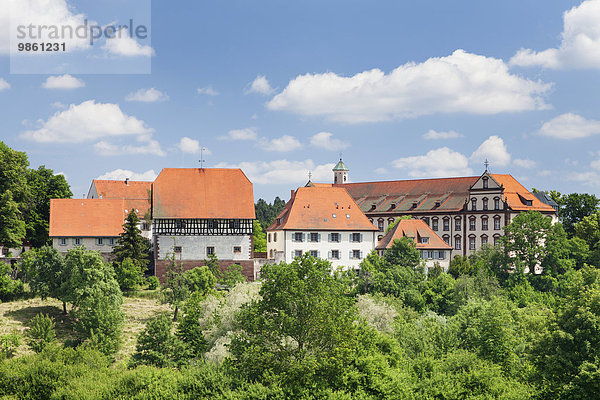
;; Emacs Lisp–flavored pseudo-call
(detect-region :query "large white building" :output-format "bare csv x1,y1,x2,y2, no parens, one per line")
267,186,378,270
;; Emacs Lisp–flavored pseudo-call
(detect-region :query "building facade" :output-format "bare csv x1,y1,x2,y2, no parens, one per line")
267,186,378,270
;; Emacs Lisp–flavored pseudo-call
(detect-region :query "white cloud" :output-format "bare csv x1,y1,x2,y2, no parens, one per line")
392,147,473,178
215,160,334,185
197,86,219,96
539,113,600,139
175,137,211,155
102,27,154,57
310,132,350,151
51,101,67,109
219,128,258,141
513,158,537,168
94,135,165,157
423,129,463,140
537,170,552,177
42,74,85,90
268,50,551,123
125,88,169,102
1,0,92,54
21,100,152,143
510,0,600,69
259,135,302,152
54,171,68,179
591,159,600,170
246,75,274,95
570,171,600,187
374,167,388,174
97,169,158,181
0,78,10,91
470,135,511,167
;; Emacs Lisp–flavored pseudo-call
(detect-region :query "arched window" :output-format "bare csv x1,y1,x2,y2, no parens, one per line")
377,219,384,232
468,235,476,250
443,217,450,231
482,197,488,211
471,198,477,211
494,197,501,210
442,235,450,245
483,177,489,189
494,216,501,230
481,216,489,231
454,235,462,250
493,234,501,246
455,217,462,231
432,217,439,231
378,235,383,242
481,234,488,246
469,216,476,231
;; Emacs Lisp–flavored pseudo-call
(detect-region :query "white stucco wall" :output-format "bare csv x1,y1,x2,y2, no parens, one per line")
52,237,118,253
156,235,252,261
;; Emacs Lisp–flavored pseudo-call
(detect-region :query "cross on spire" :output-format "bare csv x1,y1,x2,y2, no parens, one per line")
484,159,490,171
199,147,207,169
308,171,312,181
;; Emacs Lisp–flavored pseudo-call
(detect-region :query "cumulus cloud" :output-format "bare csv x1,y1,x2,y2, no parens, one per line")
392,147,473,178
102,27,154,57
97,169,158,181
246,75,274,95
197,86,219,96
510,0,600,69
215,160,334,184
513,158,537,168
259,135,302,152
20,100,152,143
570,171,600,187
268,50,551,123
539,113,600,139
423,129,463,140
51,102,67,109
94,135,165,157
125,88,169,102
310,132,350,151
374,167,388,174
219,128,258,141
42,74,85,90
0,78,10,91
175,137,211,155
470,136,511,167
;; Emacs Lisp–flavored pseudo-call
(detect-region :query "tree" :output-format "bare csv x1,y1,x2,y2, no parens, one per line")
130,314,191,368
161,254,189,321
22,246,70,313
24,166,72,247
0,142,29,210
229,254,360,389
0,190,26,249
26,313,56,353
63,247,124,355
552,192,600,236
114,257,144,291
111,210,151,270
252,220,266,252
254,197,286,231
183,266,216,295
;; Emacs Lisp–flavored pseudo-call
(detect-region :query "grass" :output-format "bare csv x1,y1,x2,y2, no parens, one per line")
0,295,171,363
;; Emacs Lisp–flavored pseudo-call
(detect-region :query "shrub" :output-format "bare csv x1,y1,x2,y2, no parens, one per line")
146,275,160,290
26,313,56,353
0,333,20,360
130,314,191,368
115,257,144,291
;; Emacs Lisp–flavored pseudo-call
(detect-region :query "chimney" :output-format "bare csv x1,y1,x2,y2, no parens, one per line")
125,178,130,186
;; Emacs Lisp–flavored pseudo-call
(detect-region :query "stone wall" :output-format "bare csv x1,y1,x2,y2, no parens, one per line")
155,259,255,283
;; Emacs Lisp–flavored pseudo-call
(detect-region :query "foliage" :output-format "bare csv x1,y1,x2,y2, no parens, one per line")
112,210,151,270
146,275,160,290
64,247,124,355
253,220,267,252
0,190,26,249
130,314,191,368
160,253,189,321
0,333,21,360
502,211,554,274
183,265,216,295
552,192,600,237
221,263,245,287
115,257,145,291
254,197,286,232
21,246,67,306
26,313,56,353
356,294,398,333
0,262,24,301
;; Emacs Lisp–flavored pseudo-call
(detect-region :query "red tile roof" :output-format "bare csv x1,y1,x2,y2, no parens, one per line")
376,219,452,250
492,174,555,212
50,199,128,237
152,168,255,219
267,186,377,231
89,180,152,216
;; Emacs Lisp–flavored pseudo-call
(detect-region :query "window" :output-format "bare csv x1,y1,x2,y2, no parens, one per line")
469,236,476,250
422,217,430,226
59,238,67,246
438,251,446,260
174,246,182,253
481,236,488,246
274,233,277,242
208,220,214,229
330,250,340,260
483,177,489,189
494,217,501,230
234,220,240,229
443,218,450,231
142,222,150,231
378,235,383,241
378,219,384,232
234,246,241,253
268,233,271,243
472,198,477,211
294,232,304,242
332,213,337,219
420,237,429,244
294,250,303,258
329,233,340,243
351,233,362,243
469,218,476,231
176,220,187,229
482,217,488,230
432,218,439,231
309,250,319,257
483,198,488,211
270,249,274,258
494,198,500,210
310,233,320,243
351,250,362,260
494,235,500,246
443,235,450,245
455,236,461,250
455,219,462,231
206,246,215,256
73,238,81,246
109,238,115,246
346,214,350,219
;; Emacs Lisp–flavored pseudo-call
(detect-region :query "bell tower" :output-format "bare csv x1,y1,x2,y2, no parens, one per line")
333,158,349,184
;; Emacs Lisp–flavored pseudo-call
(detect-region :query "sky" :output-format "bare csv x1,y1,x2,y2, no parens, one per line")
1,0,599,201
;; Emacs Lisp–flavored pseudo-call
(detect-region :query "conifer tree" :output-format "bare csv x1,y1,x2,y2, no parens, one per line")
112,210,151,269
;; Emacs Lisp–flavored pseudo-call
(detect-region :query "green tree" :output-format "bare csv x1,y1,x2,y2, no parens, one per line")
64,247,124,355
502,211,554,274
23,166,72,247
111,210,151,270
22,246,70,313
183,266,216,295
221,264,245,287
254,197,286,231
0,262,24,301
25,313,56,353
130,314,191,368
114,257,144,291
0,190,26,249
553,192,600,236
0,142,29,210
252,220,267,252
161,254,189,321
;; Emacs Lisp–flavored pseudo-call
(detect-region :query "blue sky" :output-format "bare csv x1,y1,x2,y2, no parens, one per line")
1,0,599,201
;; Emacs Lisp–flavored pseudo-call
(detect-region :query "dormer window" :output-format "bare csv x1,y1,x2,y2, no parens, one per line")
526,200,533,206
435,201,441,208
412,202,418,208
483,177,489,189
370,204,376,211
420,237,429,244
390,203,396,209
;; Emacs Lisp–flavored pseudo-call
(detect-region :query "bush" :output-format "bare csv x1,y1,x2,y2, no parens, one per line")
146,275,160,290
26,313,56,353
221,264,245,287
115,257,144,291
0,333,20,360
0,263,24,301
130,314,191,368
